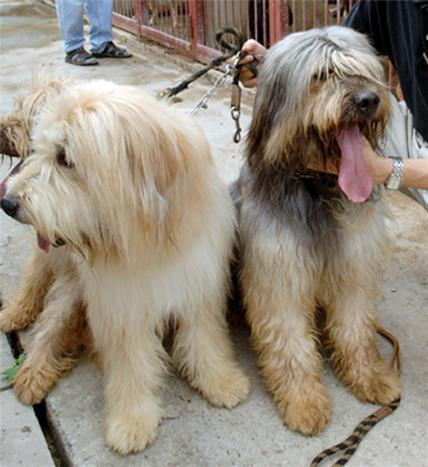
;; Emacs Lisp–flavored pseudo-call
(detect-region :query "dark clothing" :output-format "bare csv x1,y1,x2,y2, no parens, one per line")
343,0,428,141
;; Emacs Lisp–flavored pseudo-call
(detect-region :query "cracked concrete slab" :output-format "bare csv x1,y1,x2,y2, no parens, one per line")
0,1,427,466
0,389,55,466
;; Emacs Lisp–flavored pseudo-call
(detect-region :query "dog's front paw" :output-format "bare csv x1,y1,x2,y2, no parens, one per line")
0,302,36,332
277,382,331,436
13,363,57,405
201,367,250,409
105,406,161,454
348,361,400,404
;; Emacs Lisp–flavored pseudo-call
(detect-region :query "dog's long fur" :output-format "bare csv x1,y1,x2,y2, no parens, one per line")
235,26,400,435
1,80,249,453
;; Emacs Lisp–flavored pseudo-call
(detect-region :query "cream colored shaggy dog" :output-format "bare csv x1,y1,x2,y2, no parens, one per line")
0,79,250,454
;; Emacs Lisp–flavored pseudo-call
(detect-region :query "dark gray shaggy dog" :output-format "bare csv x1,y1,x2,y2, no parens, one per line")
235,26,400,435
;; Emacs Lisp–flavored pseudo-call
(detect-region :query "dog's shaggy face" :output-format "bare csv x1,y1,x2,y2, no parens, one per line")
248,26,390,202
4,80,200,261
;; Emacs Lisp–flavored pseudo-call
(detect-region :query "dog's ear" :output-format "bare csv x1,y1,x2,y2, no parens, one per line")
247,73,288,167
113,95,198,228
247,66,304,168
0,116,30,159
63,83,203,245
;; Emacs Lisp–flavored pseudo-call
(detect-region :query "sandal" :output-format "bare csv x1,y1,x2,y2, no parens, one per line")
92,41,132,59
65,47,98,66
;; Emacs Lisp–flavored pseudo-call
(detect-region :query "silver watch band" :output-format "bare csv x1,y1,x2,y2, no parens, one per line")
385,157,404,191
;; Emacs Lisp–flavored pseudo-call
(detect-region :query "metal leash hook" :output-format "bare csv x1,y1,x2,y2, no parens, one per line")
190,50,245,144
189,62,235,117
230,51,244,143
231,83,242,143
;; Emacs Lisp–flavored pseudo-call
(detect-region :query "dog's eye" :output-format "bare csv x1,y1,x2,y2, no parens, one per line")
314,71,327,80
313,68,333,81
56,149,73,168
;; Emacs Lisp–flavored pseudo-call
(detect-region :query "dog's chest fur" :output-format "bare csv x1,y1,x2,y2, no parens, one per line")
235,162,383,264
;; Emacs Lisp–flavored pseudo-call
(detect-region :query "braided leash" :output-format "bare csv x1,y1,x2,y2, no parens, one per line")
310,399,400,466
157,27,256,143
156,49,235,100
157,27,256,100
310,326,401,466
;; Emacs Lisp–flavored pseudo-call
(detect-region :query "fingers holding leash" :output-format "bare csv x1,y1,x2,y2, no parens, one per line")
238,65,258,89
238,40,267,88
241,39,267,61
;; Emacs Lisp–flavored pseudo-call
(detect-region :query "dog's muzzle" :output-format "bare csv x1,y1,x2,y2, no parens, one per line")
354,90,380,118
1,195,19,219
0,159,23,216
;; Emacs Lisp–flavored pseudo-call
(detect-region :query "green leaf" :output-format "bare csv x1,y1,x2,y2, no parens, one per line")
1,353,26,383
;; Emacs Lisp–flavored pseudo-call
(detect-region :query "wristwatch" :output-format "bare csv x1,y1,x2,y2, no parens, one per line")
385,157,404,190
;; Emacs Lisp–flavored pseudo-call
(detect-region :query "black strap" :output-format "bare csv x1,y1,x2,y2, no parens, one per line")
158,27,258,99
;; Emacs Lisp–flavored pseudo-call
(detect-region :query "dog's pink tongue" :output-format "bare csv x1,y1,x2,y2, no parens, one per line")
37,233,50,252
337,126,373,203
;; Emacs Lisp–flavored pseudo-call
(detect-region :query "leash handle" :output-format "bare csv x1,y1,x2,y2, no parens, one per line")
215,26,244,52
215,26,258,77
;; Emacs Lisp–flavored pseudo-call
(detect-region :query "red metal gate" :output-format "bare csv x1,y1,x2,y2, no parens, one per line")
112,1,357,63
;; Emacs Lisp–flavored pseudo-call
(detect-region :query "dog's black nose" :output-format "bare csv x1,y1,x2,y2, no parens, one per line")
355,91,380,117
1,196,19,218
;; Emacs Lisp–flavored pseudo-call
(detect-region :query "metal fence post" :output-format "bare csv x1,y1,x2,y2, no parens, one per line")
135,0,143,38
189,0,204,59
269,0,289,45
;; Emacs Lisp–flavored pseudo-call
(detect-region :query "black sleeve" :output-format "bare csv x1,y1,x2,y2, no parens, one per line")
343,0,428,141
342,0,389,56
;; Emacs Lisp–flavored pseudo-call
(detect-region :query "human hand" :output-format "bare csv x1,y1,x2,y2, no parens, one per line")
238,39,266,88
360,136,392,184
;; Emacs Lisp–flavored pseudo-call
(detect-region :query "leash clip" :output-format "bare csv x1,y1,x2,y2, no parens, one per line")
230,82,242,143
